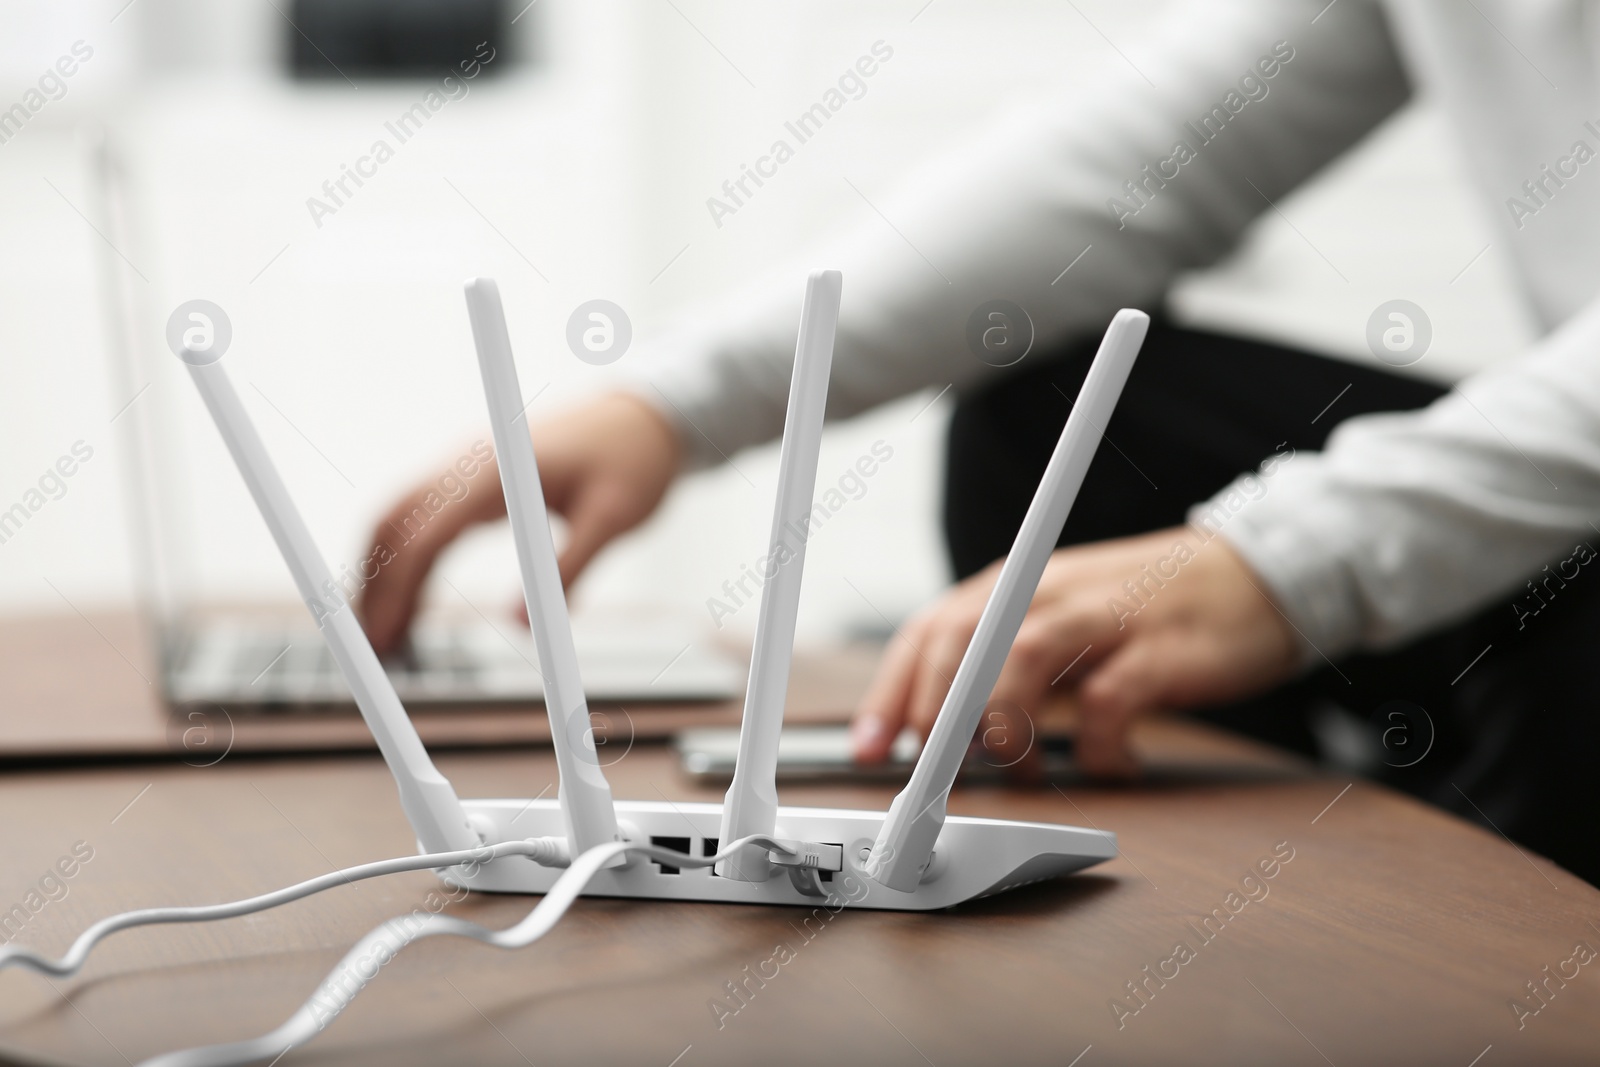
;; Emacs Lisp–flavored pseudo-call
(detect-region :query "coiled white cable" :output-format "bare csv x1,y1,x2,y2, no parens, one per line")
0,834,796,1067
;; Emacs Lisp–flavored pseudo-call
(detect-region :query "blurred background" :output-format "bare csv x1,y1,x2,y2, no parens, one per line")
0,0,1536,646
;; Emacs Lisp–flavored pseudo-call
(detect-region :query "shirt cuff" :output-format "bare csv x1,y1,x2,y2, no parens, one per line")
1186,460,1367,669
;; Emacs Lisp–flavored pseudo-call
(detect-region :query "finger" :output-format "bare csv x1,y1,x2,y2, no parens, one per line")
893,569,1000,743
357,513,447,655
554,487,632,588
980,618,1072,781
851,624,924,763
975,700,1043,782
360,461,507,654
903,617,975,741
1075,636,1193,779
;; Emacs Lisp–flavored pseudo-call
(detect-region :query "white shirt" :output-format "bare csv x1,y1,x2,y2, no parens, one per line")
622,0,1600,661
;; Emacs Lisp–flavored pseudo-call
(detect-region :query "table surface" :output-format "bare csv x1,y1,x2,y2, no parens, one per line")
2,718,1597,1067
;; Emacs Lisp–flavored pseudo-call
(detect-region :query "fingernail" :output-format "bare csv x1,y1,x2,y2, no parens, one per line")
850,717,890,757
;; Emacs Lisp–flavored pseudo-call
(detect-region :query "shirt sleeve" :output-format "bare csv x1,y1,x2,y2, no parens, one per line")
618,0,1410,467
1199,293,1600,663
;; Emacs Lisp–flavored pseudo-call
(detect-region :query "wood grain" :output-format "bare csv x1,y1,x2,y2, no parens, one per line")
1,727,1596,1066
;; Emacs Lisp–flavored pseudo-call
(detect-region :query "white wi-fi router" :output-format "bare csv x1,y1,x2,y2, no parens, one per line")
186,272,1149,910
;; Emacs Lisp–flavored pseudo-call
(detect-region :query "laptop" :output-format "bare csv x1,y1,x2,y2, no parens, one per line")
169,613,744,708
88,132,743,712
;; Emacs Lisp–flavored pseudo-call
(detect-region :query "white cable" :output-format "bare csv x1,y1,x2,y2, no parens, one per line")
1,835,795,1067
0,838,563,980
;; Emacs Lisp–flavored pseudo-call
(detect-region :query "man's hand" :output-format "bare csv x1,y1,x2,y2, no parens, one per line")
849,526,1302,777
357,392,681,656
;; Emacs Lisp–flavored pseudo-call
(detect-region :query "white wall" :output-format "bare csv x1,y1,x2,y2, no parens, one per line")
0,0,1535,646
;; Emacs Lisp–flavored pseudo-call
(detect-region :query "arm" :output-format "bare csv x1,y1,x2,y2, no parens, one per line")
1206,292,1600,660
853,290,1600,776
626,0,1411,464
360,0,1410,652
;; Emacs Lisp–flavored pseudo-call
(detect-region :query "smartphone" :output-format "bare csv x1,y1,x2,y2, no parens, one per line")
675,725,1076,785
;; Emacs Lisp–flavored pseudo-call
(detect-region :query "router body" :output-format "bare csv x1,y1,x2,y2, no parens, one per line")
450,798,1116,909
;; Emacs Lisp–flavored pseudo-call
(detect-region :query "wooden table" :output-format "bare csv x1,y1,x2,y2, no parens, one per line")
2,723,1596,1066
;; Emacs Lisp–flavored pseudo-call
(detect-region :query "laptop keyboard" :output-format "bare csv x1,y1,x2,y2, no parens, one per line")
168,617,744,707
236,632,476,685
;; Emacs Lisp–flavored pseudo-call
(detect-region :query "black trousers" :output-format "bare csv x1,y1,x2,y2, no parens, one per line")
945,322,1600,886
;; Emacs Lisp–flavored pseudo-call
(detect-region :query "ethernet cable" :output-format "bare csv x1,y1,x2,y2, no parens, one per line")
0,834,803,1067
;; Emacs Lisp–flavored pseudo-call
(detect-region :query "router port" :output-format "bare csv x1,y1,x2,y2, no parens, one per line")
649,836,691,874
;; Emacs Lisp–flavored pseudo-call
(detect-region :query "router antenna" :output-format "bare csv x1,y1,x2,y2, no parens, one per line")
716,270,842,881
183,355,479,854
866,308,1149,892
463,279,620,857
